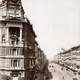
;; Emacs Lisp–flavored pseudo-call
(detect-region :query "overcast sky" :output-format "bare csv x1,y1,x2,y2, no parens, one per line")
0,0,80,59
21,0,80,59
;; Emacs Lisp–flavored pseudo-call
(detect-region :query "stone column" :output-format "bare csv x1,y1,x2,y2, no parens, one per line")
16,48,18,56
20,28,22,42
0,28,2,44
9,48,10,55
6,27,9,44
11,48,13,56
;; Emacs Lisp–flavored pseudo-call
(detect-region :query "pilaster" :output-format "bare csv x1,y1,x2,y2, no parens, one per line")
20,28,22,42
6,27,9,45
0,28,2,46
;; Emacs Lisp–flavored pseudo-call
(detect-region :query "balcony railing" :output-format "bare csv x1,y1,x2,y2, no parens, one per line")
0,55,24,59
0,67,25,71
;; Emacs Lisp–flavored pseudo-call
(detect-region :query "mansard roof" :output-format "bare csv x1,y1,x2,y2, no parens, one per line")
60,45,80,54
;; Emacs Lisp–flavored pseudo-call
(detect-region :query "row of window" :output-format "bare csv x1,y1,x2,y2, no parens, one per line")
9,48,23,56
0,47,23,56
10,59,35,68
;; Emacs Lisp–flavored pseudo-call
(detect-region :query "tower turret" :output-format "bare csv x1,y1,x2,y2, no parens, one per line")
0,0,25,20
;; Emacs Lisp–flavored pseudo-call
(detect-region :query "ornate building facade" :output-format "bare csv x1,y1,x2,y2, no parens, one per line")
0,0,36,80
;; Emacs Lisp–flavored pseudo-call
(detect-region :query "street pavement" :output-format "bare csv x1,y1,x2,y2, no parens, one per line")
49,62,80,80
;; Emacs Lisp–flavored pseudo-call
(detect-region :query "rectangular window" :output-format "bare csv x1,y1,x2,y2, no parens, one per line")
20,48,23,55
10,48,12,55
10,48,23,56
18,60,20,67
2,34,5,42
29,59,33,67
9,27,20,45
11,59,20,67
13,60,17,67
13,48,16,55
11,60,13,67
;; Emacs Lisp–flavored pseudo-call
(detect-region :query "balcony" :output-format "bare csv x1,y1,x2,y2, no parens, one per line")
0,56,24,59
0,67,25,71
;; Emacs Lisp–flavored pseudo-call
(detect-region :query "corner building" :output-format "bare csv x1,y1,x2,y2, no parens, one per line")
0,0,36,80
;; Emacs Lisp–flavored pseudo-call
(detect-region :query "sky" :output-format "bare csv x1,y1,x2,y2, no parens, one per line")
0,0,80,59
21,0,80,59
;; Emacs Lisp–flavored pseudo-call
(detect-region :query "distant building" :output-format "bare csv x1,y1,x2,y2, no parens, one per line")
55,45,80,72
